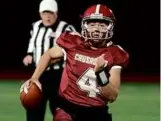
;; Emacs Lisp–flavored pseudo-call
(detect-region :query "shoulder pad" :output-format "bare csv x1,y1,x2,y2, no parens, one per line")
69,32,81,36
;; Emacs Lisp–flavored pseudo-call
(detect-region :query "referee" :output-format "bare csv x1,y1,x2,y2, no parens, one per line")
22,0,76,121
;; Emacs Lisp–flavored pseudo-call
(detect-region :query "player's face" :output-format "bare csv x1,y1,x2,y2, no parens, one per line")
86,21,108,47
88,22,108,39
40,11,57,27
87,22,108,40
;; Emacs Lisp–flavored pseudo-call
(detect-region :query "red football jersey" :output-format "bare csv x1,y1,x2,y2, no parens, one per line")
57,31,129,107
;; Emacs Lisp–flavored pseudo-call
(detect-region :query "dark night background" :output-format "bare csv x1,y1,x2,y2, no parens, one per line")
0,0,159,76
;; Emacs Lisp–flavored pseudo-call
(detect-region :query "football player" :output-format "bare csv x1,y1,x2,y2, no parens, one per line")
28,4,129,121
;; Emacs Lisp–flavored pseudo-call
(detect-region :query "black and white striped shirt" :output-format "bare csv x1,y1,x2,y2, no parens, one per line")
27,20,76,70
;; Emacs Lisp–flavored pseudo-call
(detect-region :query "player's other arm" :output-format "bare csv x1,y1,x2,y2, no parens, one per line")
99,67,121,103
95,52,129,103
100,46,129,103
31,46,64,81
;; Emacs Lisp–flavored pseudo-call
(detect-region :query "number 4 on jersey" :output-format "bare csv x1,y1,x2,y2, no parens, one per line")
77,68,100,97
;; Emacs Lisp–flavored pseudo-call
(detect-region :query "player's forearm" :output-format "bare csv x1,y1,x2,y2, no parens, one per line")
95,67,119,103
31,51,51,80
100,82,118,103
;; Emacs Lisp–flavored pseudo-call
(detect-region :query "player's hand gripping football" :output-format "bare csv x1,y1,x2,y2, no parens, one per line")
29,79,42,91
94,54,107,72
20,79,42,93
20,79,42,109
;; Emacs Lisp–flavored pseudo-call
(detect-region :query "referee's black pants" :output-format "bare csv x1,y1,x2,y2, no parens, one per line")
26,69,63,121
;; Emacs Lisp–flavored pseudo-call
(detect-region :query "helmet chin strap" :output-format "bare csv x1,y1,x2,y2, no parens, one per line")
89,38,107,48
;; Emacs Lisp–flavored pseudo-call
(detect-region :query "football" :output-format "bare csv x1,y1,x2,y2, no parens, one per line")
20,80,43,110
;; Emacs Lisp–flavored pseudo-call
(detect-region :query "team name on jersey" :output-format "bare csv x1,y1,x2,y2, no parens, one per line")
74,53,96,65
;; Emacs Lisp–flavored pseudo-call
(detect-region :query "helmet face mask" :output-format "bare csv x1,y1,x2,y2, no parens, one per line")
82,19,114,40
81,4,115,47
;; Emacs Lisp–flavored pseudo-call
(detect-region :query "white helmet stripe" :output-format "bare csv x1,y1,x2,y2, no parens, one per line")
95,4,100,14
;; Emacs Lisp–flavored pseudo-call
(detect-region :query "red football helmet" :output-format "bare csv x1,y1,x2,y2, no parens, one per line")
81,4,115,42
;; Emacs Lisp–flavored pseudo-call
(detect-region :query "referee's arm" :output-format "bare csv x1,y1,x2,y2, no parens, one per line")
23,24,35,66
27,28,35,56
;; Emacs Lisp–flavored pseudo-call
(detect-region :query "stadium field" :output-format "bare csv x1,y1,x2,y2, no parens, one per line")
0,81,159,121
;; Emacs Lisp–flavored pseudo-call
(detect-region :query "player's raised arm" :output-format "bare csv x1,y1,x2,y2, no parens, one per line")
95,51,129,103
94,54,119,103
31,46,64,81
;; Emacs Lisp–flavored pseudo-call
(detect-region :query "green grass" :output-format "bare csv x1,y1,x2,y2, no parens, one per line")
0,81,159,121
